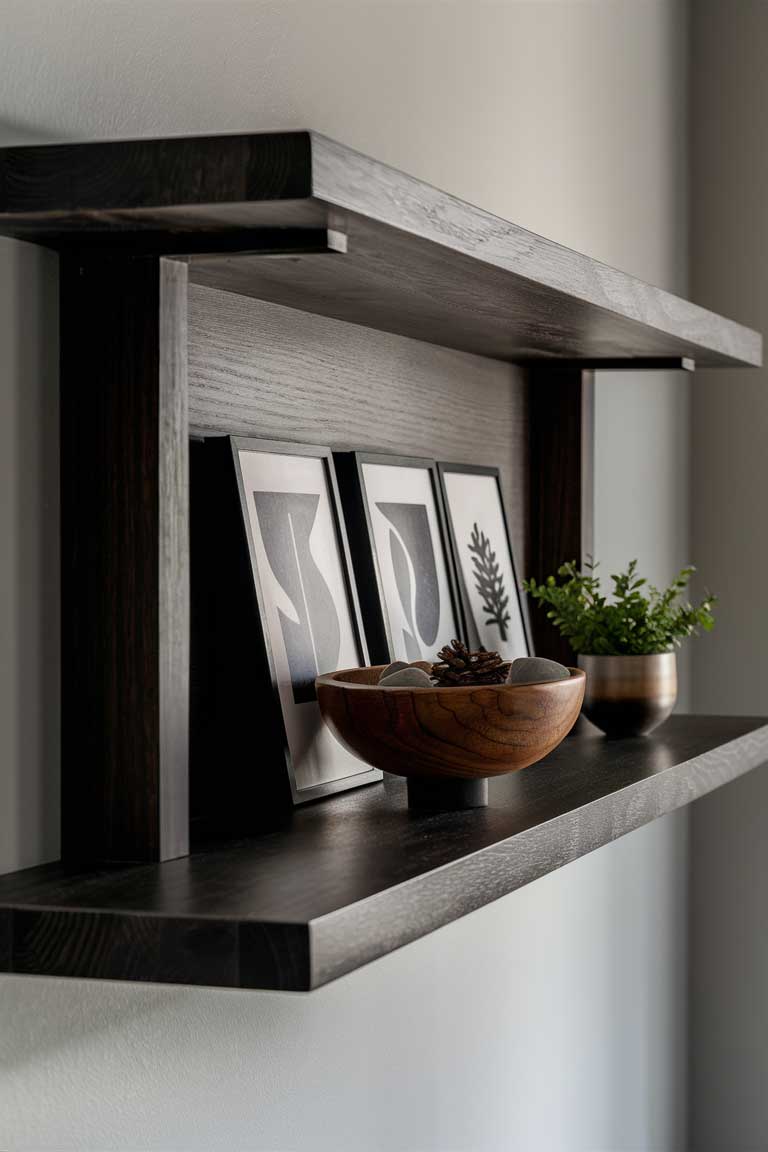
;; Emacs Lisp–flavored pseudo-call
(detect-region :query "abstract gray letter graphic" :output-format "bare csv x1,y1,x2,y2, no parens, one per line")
388,530,421,659
253,492,341,703
376,502,440,648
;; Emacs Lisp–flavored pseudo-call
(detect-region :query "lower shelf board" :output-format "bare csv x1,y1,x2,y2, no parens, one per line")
1,714,766,992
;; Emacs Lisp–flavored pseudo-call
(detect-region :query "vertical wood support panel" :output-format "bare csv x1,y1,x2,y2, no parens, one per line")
528,367,594,665
61,255,189,863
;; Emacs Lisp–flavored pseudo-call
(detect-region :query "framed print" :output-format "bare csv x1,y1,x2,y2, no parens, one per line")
437,463,530,661
229,437,381,804
336,452,463,665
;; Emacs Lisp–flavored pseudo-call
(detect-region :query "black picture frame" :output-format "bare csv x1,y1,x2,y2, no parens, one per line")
335,451,465,665
190,436,380,834
437,462,532,659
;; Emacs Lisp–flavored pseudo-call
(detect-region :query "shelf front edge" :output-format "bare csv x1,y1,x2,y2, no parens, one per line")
307,720,768,987
0,131,760,366
1,719,767,992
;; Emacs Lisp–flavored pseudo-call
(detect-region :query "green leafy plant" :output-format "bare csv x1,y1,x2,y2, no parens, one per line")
523,560,716,655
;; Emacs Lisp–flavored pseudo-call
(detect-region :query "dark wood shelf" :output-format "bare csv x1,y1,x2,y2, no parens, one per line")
1,133,763,991
0,131,760,366
1,715,766,991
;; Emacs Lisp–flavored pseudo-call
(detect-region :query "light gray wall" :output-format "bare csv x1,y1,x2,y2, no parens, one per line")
0,2,691,1149
689,3,768,1148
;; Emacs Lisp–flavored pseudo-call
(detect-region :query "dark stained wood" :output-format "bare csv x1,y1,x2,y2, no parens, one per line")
0,910,10,972
0,198,324,239
188,213,759,367
188,293,528,838
0,131,759,367
11,910,240,988
316,665,585,778
0,132,313,219
49,227,340,259
310,134,761,369
0,716,766,990
158,259,190,858
545,357,695,372
527,367,594,664
60,254,189,864
238,924,311,991
1,133,762,986
186,286,529,569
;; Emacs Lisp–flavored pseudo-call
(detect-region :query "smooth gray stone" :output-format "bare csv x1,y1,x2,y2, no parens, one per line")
379,661,409,682
508,656,570,684
378,667,434,689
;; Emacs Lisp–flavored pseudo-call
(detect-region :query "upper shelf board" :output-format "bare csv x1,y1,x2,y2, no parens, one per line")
0,131,760,367
0,715,766,992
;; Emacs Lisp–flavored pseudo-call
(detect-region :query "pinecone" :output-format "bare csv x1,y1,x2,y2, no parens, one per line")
431,639,511,687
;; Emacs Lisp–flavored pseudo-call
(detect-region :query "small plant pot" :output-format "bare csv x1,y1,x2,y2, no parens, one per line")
578,652,677,738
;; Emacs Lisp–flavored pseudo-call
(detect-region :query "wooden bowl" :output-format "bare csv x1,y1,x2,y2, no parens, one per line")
316,665,586,781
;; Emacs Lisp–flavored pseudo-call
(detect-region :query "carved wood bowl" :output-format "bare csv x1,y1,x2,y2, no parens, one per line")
316,665,586,785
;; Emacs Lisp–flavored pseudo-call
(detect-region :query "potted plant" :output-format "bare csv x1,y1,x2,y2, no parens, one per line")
524,560,716,736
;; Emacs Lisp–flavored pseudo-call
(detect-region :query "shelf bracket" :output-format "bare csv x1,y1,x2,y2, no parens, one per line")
54,227,344,260
527,365,594,666
61,253,190,864
528,357,695,372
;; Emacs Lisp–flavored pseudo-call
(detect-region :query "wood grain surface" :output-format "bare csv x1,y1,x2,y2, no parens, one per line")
0,131,759,366
158,259,190,859
316,666,585,778
188,288,531,834
2,130,762,988
310,133,761,367
0,131,313,219
189,209,759,367
60,255,189,865
528,368,594,664
187,285,530,570
0,716,766,990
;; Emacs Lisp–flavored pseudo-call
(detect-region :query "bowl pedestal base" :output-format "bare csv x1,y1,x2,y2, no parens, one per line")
406,776,488,811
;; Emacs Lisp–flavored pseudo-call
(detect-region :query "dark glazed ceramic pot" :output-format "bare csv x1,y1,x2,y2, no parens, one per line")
578,652,677,737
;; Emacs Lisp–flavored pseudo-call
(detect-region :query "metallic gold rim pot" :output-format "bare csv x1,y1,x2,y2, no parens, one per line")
578,652,677,737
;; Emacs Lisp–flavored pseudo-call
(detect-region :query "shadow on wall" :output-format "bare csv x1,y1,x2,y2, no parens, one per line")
0,236,60,874
0,823,688,1152
0,117,63,146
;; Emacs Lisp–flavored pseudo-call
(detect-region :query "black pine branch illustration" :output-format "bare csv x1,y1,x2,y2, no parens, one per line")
468,522,511,641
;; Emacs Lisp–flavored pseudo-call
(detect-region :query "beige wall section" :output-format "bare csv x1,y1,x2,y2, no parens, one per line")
1,0,683,281
0,2,691,1149
690,3,768,1149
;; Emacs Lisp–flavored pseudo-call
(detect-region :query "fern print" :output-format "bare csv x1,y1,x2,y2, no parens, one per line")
468,522,510,642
